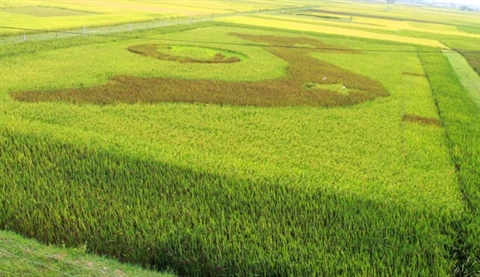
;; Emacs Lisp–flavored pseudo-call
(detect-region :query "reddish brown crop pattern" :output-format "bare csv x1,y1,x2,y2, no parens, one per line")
403,72,426,77
402,114,441,127
12,34,389,107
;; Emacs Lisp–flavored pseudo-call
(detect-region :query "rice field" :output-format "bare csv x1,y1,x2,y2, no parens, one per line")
218,15,447,48
1,1,479,276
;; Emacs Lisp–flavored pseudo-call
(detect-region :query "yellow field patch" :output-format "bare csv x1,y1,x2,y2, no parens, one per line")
291,10,480,39
406,21,480,38
259,14,406,32
352,17,411,31
299,11,352,20
319,1,480,26
82,1,213,16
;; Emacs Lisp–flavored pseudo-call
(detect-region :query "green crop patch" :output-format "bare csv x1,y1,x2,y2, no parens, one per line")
11,34,388,107
128,44,245,64
402,114,441,127
457,25,480,35
1,6,95,17
454,48,480,75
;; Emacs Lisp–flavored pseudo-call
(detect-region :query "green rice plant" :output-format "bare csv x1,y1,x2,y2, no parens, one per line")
0,124,462,276
457,26,480,35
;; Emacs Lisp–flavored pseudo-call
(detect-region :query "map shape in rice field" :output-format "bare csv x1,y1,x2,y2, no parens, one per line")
12,34,389,107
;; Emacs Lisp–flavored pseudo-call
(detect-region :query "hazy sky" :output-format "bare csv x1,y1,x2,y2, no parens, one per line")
449,0,480,5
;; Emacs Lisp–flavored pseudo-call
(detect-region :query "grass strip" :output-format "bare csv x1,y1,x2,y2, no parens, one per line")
0,230,175,277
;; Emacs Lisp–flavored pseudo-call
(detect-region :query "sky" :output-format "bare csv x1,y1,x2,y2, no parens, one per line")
432,0,480,8
449,0,480,6
459,0,479,4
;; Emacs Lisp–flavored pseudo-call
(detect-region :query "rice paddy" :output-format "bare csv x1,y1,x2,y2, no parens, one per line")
1,1,479,276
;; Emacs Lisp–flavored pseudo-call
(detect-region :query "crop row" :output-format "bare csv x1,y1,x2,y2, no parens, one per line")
420,49,480,276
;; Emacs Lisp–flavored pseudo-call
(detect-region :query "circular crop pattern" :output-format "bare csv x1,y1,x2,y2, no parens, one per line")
128,44,246,64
